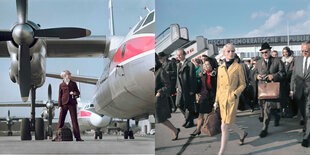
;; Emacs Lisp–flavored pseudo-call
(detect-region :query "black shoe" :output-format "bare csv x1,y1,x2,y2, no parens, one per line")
259,130,268,138
172,128,180,141
239,131,248,145
300,120,304,126
182,121,188,127
76,139,84,142
259,117,263,122
274,120,279,127
185,122,195,128
190,129,201,136
302,139,309,147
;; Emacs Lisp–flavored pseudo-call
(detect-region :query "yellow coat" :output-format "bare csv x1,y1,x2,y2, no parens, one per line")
215,61,246,124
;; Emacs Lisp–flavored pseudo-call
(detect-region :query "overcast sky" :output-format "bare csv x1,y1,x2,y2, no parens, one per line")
0,0,154,118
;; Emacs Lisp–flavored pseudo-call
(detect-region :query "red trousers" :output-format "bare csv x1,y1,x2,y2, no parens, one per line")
57,103,81,140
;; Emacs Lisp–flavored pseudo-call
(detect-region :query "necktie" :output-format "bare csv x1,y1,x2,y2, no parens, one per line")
304,57,308,76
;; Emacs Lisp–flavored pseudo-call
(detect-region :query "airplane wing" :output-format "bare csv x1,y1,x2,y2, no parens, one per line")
45,36,110,58
46,73,98,85
0,101,58,107
0,41,9,57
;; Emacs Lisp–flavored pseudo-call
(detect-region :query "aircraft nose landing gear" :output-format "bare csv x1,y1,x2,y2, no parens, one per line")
94,128,103,139
124,119,134,139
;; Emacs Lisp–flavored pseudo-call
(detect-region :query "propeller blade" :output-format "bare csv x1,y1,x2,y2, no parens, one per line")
16,0,28,24
48,84,52,102
34,27,91,39
18,45,31,102
0,31,13,41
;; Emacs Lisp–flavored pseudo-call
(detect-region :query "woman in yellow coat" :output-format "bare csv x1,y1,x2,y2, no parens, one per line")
215,43,248,155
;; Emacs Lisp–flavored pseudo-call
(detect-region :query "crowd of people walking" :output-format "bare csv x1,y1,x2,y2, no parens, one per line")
155,41,310,154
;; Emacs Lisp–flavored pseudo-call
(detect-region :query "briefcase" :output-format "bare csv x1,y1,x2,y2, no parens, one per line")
202,108,221,136
52,126,73,141
258,82,280,100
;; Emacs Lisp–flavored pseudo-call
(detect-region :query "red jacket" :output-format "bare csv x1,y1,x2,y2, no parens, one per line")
58,80,80,107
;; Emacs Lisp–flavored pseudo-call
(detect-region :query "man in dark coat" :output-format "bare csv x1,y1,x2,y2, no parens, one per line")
175,49,197,128
290,41,310,147
158,52,177,112
254,42,285,138
57,70,83,141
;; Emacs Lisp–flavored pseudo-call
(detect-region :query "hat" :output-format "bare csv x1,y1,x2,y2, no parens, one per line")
259,42,272,51
158,52,168,58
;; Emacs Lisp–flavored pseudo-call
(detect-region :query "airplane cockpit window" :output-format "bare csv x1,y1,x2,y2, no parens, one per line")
134,16,146,32
142,11,154,27
90,104,94,107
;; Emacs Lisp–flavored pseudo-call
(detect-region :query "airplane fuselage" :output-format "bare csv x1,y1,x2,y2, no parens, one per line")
93,11,155,120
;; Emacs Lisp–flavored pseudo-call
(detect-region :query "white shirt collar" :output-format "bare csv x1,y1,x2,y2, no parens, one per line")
64,79,70,85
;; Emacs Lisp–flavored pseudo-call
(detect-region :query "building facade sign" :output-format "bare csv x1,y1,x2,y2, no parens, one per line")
208,34,310,47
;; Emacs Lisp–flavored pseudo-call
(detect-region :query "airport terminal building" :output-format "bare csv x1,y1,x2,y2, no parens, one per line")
156,24,310,61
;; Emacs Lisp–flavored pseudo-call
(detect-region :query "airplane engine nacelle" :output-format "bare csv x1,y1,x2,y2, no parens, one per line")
89,114,112,128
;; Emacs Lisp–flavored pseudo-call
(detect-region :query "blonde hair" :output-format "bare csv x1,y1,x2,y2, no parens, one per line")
222,43,235,52
60,70,71,78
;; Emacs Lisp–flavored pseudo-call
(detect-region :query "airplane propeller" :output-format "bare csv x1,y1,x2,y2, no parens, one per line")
48,84,52,102
0,0,91,102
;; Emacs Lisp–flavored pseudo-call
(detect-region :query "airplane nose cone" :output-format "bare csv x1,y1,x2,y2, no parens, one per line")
21,97,28,102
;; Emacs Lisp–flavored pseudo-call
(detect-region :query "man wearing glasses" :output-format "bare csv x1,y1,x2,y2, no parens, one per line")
290,41,310,147
254,42,285,138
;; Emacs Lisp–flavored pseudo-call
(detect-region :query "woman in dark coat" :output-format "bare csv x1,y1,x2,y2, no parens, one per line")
155,54,180,140
191,58,217,136
281,47,295,117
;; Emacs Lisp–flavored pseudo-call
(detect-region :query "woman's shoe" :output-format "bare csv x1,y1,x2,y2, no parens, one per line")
172,128,180,141
190,129,201,136
238,131,248,145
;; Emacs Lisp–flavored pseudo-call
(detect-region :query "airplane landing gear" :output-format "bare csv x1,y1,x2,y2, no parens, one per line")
8,131,13,136
20,87,44,140
124,119,134,139
94,128,103,139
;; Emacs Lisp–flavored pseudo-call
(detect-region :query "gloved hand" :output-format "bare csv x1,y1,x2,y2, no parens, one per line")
213,102,219,109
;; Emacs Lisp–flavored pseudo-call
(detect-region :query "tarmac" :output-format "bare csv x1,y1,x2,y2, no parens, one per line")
0,134,155,154
155,109,310,155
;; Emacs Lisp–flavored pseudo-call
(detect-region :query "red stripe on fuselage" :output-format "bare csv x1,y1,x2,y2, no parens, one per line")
110,36,155,72
79,110,92,117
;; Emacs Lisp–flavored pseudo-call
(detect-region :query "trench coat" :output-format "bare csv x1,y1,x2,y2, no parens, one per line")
215,61,246,124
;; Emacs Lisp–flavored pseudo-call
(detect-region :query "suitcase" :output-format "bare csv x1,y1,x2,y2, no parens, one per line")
202,108,221,136
53,127,73,141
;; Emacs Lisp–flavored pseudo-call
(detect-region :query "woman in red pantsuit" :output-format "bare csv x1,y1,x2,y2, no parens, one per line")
57,70,83,141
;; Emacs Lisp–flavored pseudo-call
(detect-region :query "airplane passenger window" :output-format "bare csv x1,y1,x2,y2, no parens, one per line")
134,16,146,32
142,12,154,26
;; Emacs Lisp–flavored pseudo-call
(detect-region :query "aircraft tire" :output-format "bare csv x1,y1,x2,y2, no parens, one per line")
124,131,129,139
99,132,102,139
21,118,31,140
95,132,98,139
35,118,44,140
129,131,134,139
8,131,13,136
